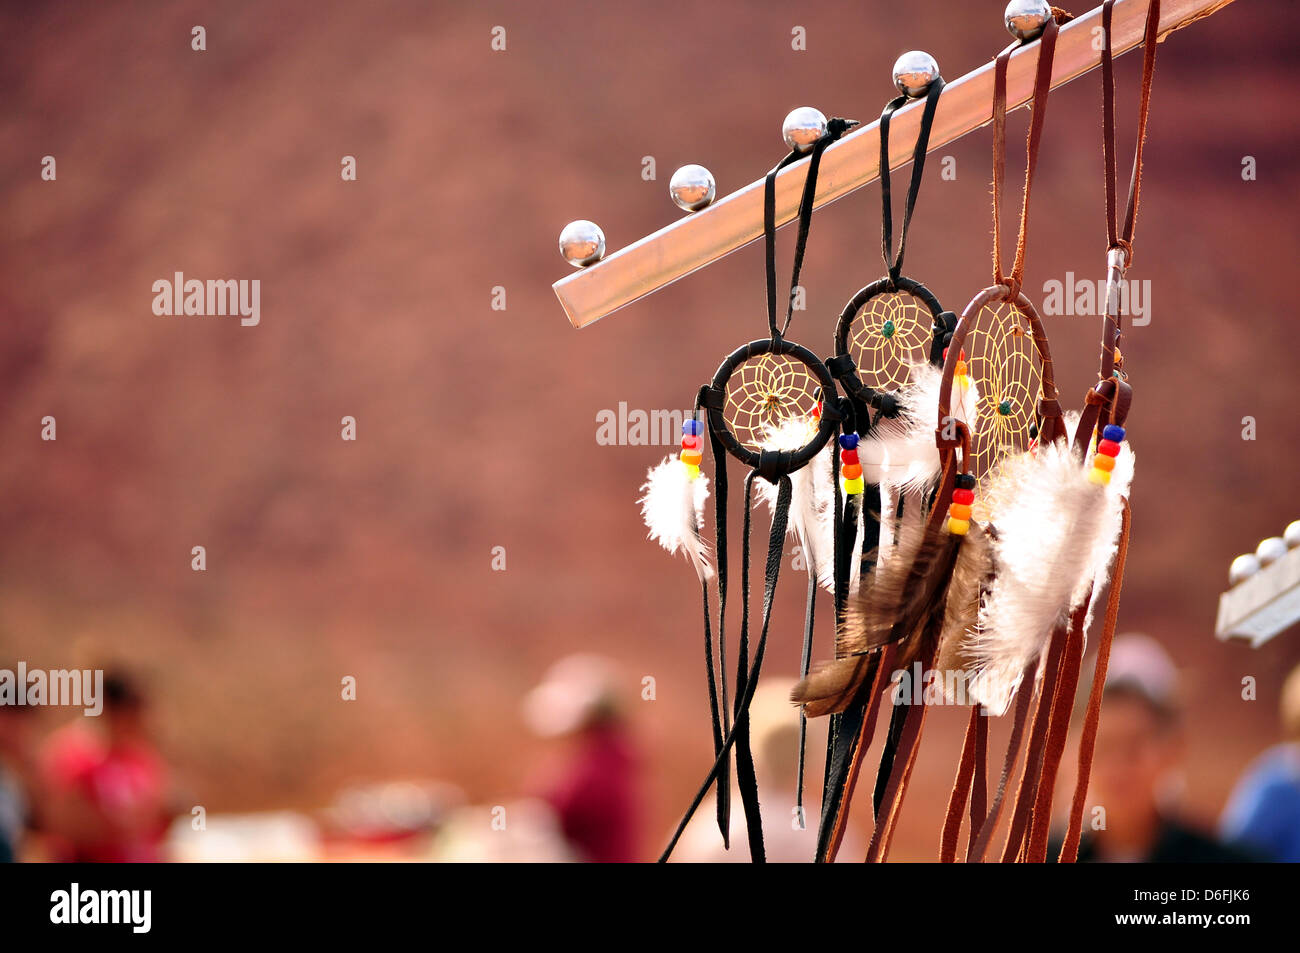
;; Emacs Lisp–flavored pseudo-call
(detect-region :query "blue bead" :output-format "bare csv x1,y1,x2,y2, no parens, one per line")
683,419,703,436
839,433,859,450
1102,424,1126,442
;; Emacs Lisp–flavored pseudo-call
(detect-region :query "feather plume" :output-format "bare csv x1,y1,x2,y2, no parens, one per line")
967,441,1105,715
755,417,835,590
790,653,878,719
838,516,961,665
934,523,994,702
861,362,980,494
638,455,713,581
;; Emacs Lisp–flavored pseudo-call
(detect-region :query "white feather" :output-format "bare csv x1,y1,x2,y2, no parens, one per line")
755,417,836,590
1065,417,1137,630
638,455,714,581
967,440,1106,715
860,362,980,494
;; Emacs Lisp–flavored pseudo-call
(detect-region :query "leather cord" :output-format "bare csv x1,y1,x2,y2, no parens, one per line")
991,17,1061,300
1098,0,1160,381
658,476,794,862
1058,498,1132,862
764,118,857,339
880,78,945,284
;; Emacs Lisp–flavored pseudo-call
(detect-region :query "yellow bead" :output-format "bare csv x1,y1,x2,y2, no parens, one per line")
948,517,970,536
843,477,865,494
949,503,972,520
1088,467,1111,486
684,464,701,480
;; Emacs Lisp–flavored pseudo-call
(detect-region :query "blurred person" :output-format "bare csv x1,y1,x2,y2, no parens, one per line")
0,698,38,862
40,669,175,862
1219,661,1300,861
522,654,641,863
672,678,860,862
1056,635,1257,863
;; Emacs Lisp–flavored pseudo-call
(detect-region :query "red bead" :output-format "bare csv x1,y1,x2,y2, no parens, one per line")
681,435,703,451
953,488,974,505
1097,439,1120,457
840,449,859,465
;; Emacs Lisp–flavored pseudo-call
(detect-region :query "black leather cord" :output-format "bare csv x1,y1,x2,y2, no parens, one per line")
879,78,945,284
764,118,857,339
658,476,793,862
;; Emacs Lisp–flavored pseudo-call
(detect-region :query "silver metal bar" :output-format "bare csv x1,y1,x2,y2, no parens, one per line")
554,0,1236,329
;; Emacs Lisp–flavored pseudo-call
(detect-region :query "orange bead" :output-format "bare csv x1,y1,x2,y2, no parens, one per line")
949,503,972,520
841,463,862,480
1093,453,1115,472
680,449,703,466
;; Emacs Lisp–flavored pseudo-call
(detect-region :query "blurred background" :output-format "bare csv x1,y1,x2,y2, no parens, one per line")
1,0,1298,861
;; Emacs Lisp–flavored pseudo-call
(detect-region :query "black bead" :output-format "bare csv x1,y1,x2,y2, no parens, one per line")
955,473,977,490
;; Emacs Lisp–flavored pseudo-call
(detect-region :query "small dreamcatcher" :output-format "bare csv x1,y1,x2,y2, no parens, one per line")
803,52,967,862
642,109,856,862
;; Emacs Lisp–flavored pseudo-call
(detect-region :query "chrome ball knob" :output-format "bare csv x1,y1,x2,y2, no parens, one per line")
558,220,606,268
1256,536,1289,568
1005,0,1053,41
892,51,940,98
1229,553,1260,586
782,106,827,153
1285,520,1300,549
669,164,717,212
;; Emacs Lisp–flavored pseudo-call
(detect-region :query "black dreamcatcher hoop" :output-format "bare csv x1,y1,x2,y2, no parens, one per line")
813,57,959,863
654,113,860,864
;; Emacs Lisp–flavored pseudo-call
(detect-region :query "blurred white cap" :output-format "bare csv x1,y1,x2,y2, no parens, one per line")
1105,634,1179,715
522,653,621,738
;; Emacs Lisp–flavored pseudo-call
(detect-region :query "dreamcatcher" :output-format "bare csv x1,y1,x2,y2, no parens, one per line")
641,110,857,862
934,1,1160,865
801,53,970,863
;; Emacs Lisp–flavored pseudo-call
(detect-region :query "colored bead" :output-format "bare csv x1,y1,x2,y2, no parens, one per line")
1093,453,1116,472
997,399,1012,416
953,488,975,505
685,464,701,480
1088,468,1111,486
955,474,977,490
683,419,703,436
949,503,972,520
681,434,702,451
839,433,859,450
840,449,859,465
841,463,863,480
1102,424,1126,442
1096,439,1120,457
843,477,865,494
881,319,896,339
681,449,703,466
955,360,968,376
948,518,970,536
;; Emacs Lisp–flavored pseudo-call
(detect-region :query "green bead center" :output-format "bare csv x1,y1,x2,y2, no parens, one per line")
881,319,895,339
997,399,1013,416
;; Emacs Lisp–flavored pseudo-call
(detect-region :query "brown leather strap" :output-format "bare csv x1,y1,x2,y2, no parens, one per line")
968,707,988,860
1000,620,1068,862
1058,498,1132,862
967,664,1036,862
940,705,983,862
992,18,1060,298
821,642,896,862
1025,598,1089,861
865,640,939,862
1098,0,1160,379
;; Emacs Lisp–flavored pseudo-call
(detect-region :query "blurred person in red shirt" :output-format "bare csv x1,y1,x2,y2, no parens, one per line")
41,670,174,862
523,654,640,863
